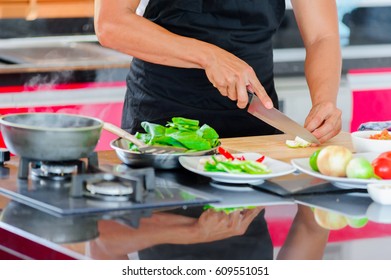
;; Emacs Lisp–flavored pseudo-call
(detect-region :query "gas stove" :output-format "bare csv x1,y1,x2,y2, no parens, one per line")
0,151,221,218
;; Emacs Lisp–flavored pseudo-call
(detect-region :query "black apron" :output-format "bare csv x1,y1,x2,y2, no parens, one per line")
138,207,273,260
125,0,285,259
122,0,285,138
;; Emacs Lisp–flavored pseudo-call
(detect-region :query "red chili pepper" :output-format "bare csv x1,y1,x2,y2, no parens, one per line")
236,155,246,161
217,146,235,160
256,155,265,163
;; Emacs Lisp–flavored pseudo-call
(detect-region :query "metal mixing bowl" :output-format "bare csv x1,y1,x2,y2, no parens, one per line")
110,138,219,169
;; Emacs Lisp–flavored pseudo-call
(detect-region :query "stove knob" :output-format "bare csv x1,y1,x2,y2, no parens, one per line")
0,148,10,165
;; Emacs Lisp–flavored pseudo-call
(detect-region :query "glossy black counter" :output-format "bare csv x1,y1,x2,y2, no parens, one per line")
1,143,391,260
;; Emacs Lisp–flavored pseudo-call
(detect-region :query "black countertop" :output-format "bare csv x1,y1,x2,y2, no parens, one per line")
2,150,391,260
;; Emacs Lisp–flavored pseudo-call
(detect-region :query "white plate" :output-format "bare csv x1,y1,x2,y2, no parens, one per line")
291,152,391,189
178,152,296,184
209,181,255,192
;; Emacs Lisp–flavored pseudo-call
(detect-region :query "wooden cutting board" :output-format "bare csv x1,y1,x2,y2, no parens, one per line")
220,131,353,163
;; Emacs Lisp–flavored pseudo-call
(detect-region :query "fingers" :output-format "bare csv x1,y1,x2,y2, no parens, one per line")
198,207,263,239
236,83,249,108
240,206,264,225
213,79,273,109
192,207,265,243
305,102,342,143
245,82,273,109
228,207,263,235
227,210,241,228
205,49,273,109
226,207,264,232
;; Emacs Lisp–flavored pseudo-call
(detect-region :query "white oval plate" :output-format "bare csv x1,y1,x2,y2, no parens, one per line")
179,152,296,184
291,152,391,189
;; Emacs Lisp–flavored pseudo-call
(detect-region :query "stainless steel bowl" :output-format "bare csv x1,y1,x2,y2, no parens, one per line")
110,138,219,169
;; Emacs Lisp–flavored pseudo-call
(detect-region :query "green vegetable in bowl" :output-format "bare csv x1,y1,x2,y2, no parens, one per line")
129,117,220,152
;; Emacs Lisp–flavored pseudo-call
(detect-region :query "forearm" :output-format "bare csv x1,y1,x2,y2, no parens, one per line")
88,216,198,259
304,35,342,106
88,208,263,259
94,0,214,69
277,205,330,260
292,0,342,106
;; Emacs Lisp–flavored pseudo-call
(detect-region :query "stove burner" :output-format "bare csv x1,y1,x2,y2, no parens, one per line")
85,179,135,202
31,162,79,181
17,152,99,180
41,163,78,175
71,166,156,203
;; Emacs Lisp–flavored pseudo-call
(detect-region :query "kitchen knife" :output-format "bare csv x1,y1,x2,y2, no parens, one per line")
247,93,320,144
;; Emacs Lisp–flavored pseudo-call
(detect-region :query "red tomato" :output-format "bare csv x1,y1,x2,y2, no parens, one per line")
377,151,391,161
372,157,391,179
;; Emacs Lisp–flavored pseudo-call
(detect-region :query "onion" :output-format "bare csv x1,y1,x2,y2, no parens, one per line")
313,208,348,230
316,145,353,177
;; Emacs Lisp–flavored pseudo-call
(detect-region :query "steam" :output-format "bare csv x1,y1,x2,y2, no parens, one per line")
3,113,100,128
23,71,74,91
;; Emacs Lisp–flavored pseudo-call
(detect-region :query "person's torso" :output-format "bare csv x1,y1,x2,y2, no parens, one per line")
123,0,285,137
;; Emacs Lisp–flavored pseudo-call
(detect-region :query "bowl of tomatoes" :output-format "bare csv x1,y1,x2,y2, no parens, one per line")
351,129,391,153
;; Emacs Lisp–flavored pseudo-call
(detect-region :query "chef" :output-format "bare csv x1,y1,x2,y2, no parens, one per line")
94,0,340,259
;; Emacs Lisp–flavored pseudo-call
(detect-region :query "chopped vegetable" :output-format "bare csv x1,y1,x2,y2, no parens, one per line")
286,136,312,148
129,117,220,152
256,155,265,163
369,129,391,140
203,204,256,214
217,146,235,160
217,146,265,162
202,155,271,175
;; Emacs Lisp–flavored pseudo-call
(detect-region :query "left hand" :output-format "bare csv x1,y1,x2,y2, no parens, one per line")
304,101,342,144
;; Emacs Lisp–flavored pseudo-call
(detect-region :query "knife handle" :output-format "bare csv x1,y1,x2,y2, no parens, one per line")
246,91,255,108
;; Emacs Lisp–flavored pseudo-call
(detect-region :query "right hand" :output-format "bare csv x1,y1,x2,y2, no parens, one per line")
192,206,264,243
204,47,273,109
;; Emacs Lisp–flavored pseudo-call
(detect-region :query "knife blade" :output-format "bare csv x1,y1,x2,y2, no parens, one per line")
247,93,320,144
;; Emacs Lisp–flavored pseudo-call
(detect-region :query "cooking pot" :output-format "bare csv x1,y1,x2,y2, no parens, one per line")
0,201,99,244
0,113,103,161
